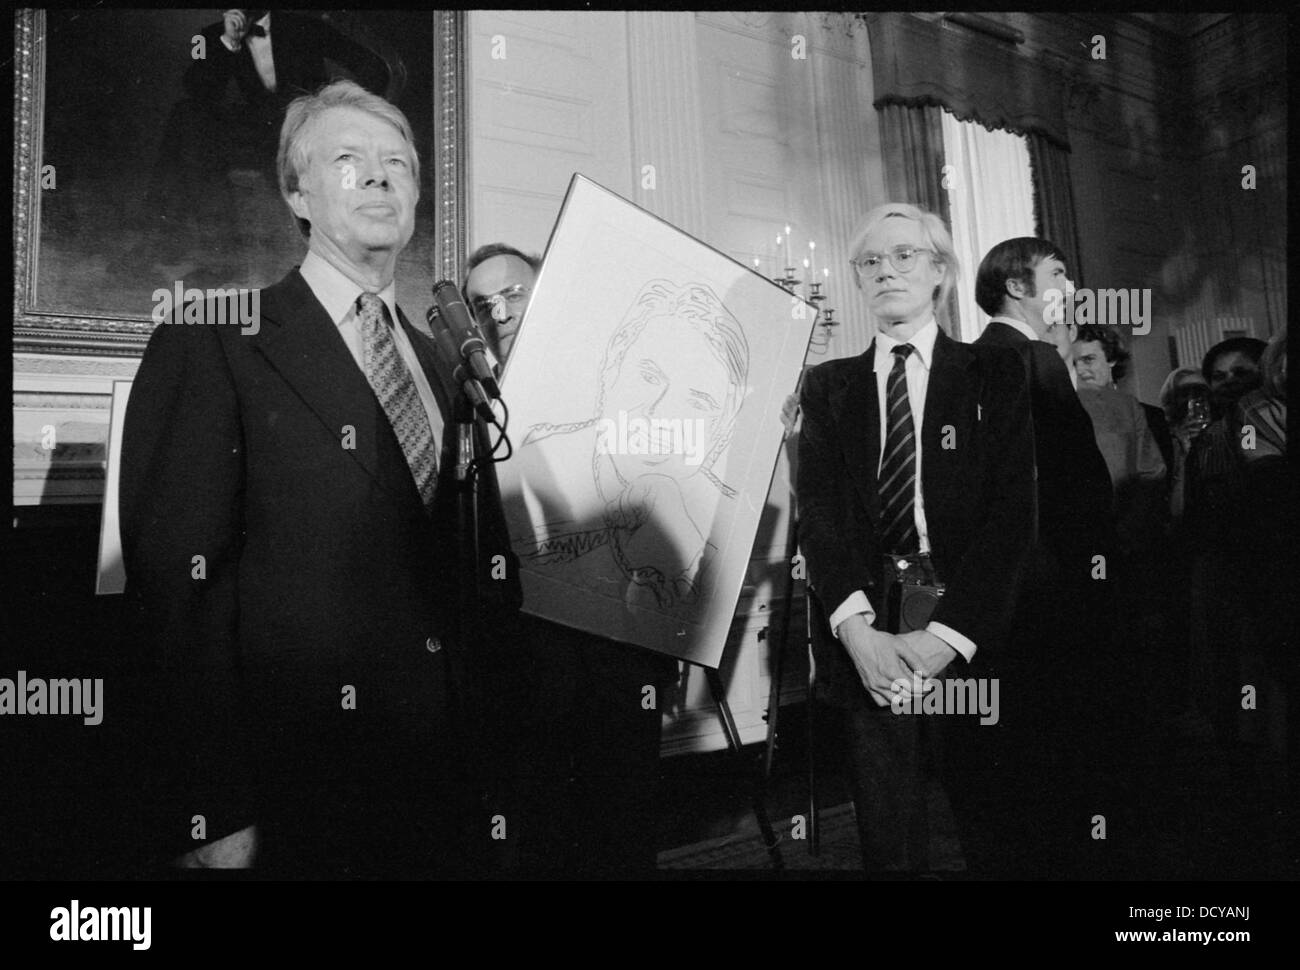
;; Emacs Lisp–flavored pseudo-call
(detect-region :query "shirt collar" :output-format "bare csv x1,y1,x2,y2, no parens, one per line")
874,316,938,371
300,250,398,329
989,315,1041,344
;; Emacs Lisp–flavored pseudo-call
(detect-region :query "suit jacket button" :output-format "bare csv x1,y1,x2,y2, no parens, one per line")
426,636,442,654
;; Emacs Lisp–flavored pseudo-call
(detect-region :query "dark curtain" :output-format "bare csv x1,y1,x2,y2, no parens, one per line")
867,13,1071,149
877,103,960,338
1027,133,1086,287
869,13,1078,336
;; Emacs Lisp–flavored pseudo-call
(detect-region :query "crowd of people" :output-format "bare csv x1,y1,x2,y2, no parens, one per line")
117,68,1288,878
1039,301,1289,875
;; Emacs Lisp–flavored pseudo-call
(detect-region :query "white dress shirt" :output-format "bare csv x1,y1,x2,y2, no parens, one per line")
298,250,445,453
828,317,976,662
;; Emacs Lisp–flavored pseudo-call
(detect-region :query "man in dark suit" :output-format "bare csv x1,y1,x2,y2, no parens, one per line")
973,238,1121,876
798,203,1036,876
121,80,519,878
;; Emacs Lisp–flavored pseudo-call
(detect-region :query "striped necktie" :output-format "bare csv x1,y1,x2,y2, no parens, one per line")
878,343,919,554
357,292,438,509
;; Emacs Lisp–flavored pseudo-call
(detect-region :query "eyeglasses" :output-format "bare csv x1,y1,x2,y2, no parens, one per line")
469,283,531,323
849,247,935,276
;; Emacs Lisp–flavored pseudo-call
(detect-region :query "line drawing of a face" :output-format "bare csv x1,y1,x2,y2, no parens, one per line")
592,281,749,496
518,278,751,612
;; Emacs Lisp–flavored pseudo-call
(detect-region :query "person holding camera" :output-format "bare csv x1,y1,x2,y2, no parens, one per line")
798,203,1035,876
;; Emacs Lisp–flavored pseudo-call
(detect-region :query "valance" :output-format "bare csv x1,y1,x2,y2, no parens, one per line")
867,13,1072,151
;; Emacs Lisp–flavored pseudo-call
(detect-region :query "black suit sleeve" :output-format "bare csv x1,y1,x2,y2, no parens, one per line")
120,321,255,854
796,363,876,618
1024,341,1113,553
928,348,1037,653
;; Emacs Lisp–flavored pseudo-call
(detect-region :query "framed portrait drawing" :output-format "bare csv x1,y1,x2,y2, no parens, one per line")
13,8,467,356
497,175,817,668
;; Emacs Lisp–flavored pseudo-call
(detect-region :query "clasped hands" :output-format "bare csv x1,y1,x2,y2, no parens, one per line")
836,614,958,707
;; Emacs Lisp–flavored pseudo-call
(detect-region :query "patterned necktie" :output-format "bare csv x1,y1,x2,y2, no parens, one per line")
878,343,919,554
357,292,438,509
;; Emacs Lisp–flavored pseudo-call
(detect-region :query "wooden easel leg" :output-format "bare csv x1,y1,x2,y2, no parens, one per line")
706,667,784,871
763,514,800,784
806,600,820,857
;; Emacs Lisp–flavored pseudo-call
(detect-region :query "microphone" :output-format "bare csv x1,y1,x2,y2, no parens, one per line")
426,305,495,423
431,280,501,400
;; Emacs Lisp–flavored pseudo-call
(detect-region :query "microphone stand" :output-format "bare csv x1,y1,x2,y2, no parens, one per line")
454,390,485,667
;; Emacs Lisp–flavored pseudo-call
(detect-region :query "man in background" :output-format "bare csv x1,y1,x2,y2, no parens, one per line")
974,238,1122,877
464,243,539,365
463,241,677,876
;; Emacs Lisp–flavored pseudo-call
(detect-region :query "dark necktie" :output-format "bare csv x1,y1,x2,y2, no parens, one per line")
357,293,439,509
246,23,268,38
878,343,919,554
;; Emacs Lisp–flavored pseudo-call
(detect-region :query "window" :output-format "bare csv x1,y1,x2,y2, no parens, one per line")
940,110,1036,342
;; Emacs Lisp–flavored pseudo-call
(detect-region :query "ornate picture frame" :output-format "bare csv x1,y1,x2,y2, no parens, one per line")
12,8,467,357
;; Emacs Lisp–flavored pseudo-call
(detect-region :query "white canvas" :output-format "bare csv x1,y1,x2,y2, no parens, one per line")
497,175,815,667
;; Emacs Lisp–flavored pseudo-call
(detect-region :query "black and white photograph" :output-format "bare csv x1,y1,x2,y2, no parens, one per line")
6,6,1291,946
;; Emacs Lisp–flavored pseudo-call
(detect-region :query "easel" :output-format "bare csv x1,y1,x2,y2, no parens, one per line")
760,389,821,857
761,497,821,857
699,664,784,870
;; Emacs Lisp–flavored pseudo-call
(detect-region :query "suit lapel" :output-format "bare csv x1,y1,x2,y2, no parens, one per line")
831,343,882,525
252,269,413,504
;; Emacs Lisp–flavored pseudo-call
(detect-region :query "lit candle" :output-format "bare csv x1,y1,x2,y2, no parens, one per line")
775,235,782,275
784,225,792,268
809,240,817,278
752,256,761,274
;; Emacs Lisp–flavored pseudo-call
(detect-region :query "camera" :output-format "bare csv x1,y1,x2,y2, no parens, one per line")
881,554,945,634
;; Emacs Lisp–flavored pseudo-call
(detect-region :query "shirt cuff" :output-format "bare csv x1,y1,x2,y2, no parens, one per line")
927,621,976,662
829,591,875,638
